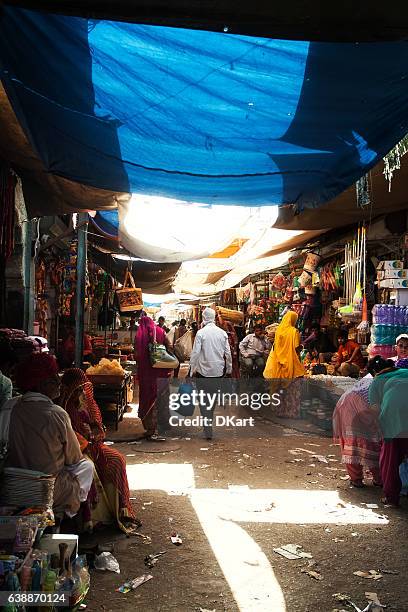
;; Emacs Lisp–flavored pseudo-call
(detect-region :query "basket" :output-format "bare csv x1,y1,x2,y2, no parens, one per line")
87,374,125,386
1,468,55,509
115,270,143,313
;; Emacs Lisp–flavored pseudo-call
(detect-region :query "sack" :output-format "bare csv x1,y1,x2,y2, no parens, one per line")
174,381,195,417
174,330,194,362
166,326,176,347
115,270,143,313
149,326,179,369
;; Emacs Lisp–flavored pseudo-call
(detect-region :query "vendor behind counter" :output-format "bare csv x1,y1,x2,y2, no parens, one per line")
304,323,335,362
335,330,365,376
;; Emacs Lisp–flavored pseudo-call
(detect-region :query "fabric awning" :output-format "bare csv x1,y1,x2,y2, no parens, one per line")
2,7,408,212
5,1,408,42
273,159,408,231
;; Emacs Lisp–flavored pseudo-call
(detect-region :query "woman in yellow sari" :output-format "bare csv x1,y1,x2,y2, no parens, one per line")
264,311,305,418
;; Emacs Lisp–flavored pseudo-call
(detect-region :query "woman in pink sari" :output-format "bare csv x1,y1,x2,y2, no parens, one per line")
134,313,172,440
333,376,382,487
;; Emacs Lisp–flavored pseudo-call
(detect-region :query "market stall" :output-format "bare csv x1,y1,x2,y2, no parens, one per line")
86,359,134,430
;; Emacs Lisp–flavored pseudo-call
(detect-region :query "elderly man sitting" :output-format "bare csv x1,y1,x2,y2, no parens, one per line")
4,353,93,519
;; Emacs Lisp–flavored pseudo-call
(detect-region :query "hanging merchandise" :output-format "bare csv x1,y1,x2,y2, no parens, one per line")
320,263,340,292
340,226,365,319
383,133,408,191
115,269,143,313
61,240,77,317
288,252,306,276
35,258,48,338
355,173,371,208
220,289,237,306
270,272,287,291
298,250,320,287
356,226,370,343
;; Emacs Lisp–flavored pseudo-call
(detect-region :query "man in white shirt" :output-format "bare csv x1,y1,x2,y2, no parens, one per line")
189,308,232,439
190,308,232,378
239,325,271,376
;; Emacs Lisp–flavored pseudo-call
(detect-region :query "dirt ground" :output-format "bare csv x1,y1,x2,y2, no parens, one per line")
84,411,408,612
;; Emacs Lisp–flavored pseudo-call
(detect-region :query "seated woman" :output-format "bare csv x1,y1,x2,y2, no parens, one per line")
59,369,140,533
368,357,408,507
332,358,388,488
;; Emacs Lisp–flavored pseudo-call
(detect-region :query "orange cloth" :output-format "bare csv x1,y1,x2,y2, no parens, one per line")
263,311,305,380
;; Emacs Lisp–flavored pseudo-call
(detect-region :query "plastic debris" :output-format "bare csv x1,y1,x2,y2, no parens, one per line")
365,592,386,611
171,533,183,546
116,574,153,593
199,608,216,612
301,568,323,580
143,501,153,506
94,552,120,573
132,532,152,544
273,544,312,560
332,592,385,612
340,475,351,480
314,455,329,464
200,447,209,451
144,551,166,568
198,464,211,469
364,503,379,509
353,570,383,581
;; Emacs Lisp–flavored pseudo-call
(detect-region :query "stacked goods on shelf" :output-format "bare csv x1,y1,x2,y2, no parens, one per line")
0,328,37,362
377,260,408,289
367,304,408,358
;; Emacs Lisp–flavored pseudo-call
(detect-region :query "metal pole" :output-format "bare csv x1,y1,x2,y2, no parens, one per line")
75,213,88,367
23,219,34,334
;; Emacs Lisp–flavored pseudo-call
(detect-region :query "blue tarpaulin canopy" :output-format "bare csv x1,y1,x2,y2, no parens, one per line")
1,7,408,208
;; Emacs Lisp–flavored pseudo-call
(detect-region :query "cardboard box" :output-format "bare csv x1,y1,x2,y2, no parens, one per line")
393,289,408,306
379,278,408,289
377,260,403,271
38,534,78,559
377,269,408,280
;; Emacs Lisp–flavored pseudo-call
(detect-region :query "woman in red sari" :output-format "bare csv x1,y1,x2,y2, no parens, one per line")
60,369,140,533
134,312,172,440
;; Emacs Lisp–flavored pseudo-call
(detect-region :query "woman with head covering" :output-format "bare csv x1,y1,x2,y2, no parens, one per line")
4,354,93,519
134,312,172,440
216,313,240,379
393,333,408,368
332,357,391,488
368,357,408,506
59,369,140,532
263,311,305,418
